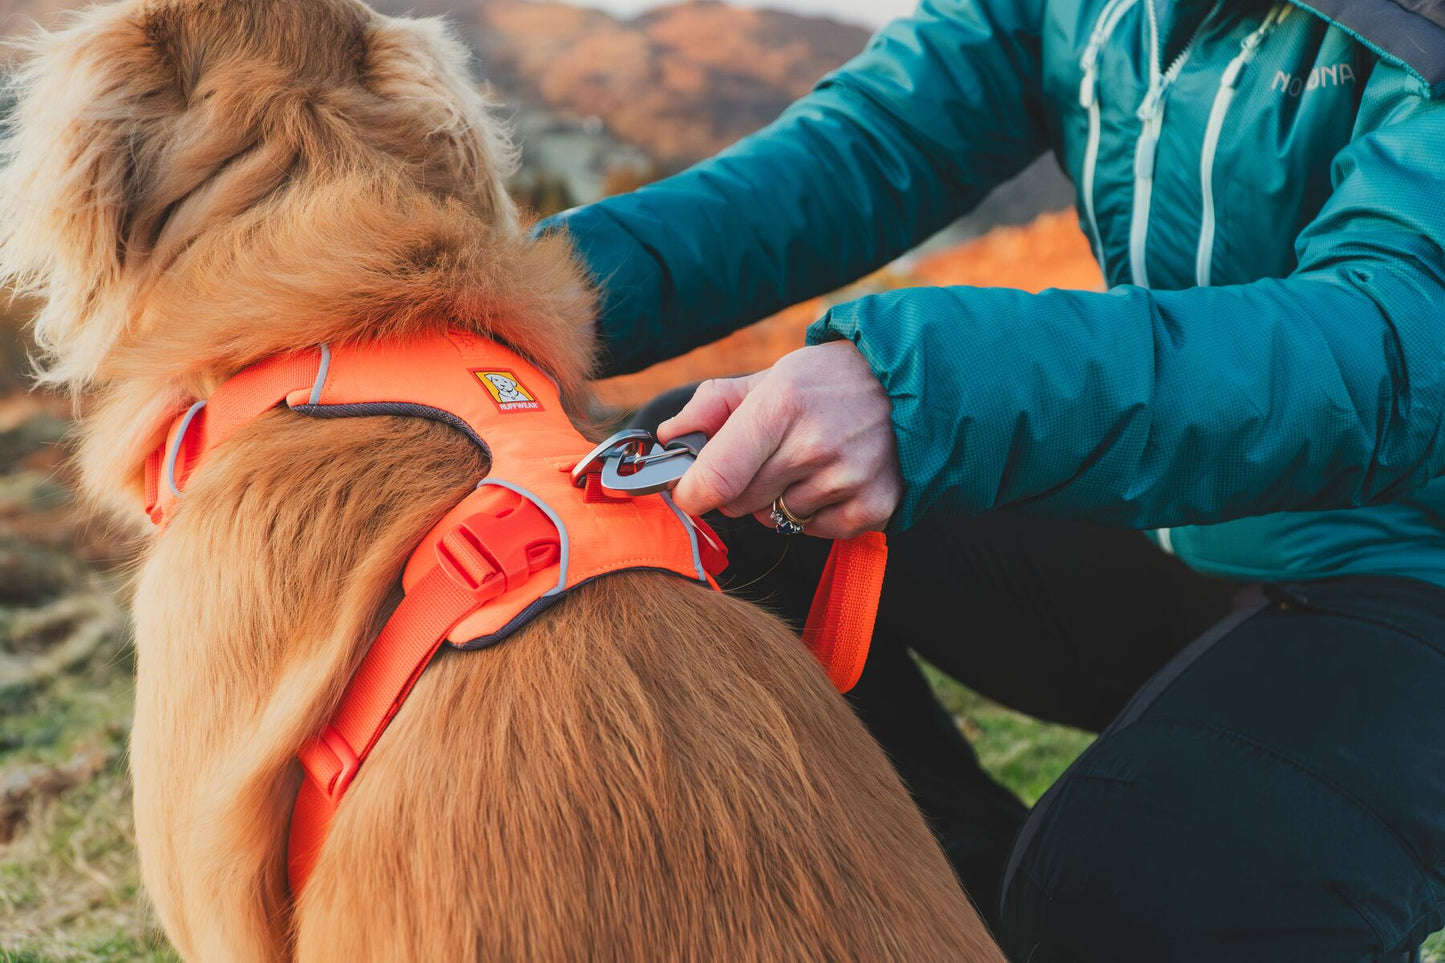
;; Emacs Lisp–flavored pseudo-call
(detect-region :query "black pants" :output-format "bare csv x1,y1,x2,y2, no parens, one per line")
636,390,1445,962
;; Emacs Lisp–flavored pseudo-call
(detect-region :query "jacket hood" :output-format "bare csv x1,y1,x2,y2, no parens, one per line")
1291,0,1445,90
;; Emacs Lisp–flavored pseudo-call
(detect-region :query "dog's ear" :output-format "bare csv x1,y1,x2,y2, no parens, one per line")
0,3,180,388
359,15,519,232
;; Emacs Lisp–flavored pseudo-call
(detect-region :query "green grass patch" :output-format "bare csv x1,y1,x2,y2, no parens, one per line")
920,659,1095,806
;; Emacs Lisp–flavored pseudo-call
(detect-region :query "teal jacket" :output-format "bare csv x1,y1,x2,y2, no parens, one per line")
542,0,1445,588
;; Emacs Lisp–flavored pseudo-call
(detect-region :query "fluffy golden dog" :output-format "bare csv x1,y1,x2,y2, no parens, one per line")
0,1,1004,959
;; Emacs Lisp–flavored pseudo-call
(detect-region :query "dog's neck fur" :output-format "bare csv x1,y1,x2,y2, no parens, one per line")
74,175,597,521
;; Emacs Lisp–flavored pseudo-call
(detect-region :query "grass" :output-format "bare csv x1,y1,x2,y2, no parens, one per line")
919,660,1095,807
0,592,179,963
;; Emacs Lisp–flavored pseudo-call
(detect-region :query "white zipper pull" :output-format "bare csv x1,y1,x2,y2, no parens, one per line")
1137,75,1169,122
1134,113,1163,179
1135,75,1168,180
1077,0,1140,266
1224,8,1274,87
1131,0,1223,290
1079,26,1106,107
1079,0,1139,109
1220,53,1247,89
1196,3,1287,286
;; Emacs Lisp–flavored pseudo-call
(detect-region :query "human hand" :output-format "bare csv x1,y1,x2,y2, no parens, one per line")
657,340,902,539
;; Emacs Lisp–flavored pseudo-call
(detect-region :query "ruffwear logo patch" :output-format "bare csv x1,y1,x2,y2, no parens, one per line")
473,370,542,412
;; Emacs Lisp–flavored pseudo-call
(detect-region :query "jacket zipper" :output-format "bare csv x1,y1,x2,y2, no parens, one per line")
1195,5,1289,285
1129,0,1222,288
1079,0,1141,263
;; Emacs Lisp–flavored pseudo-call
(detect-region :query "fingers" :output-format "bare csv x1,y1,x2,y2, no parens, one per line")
733,458,849,522
656,374,762,444
658,342,903,532
669,376,790,517
802,491,897,540
753,483,897,541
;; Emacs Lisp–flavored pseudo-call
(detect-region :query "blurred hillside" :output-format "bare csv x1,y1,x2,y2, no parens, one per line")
470,0,870,166
0,0,1075,225
0,305,162,959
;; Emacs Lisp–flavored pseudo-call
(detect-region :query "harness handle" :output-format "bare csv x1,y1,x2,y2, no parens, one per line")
802,532,888,693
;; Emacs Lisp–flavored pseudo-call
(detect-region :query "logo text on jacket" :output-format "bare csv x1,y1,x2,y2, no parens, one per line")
1272,64,1357,97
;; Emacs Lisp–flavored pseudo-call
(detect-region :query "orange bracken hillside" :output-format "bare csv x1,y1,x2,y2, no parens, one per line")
593,210,1104,411
475,0,870,166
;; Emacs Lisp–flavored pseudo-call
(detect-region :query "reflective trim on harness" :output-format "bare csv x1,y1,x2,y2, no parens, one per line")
163,400,207,500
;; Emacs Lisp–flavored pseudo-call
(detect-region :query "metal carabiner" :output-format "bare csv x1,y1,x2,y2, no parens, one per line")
599,431,707,497
570,429,708,498
569,429,655,489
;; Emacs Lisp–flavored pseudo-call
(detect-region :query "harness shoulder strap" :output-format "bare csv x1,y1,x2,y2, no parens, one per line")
289,484,561,891
145,348,327,527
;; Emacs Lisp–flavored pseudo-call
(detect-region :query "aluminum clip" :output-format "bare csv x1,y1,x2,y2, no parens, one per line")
570,429,708,498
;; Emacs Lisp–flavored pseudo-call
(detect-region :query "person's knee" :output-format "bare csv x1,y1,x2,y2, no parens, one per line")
999,724,1440,962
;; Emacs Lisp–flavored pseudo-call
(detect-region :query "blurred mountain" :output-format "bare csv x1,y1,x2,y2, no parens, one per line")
467,0,870,167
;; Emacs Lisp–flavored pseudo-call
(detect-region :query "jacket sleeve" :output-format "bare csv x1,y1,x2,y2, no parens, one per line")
807,61,1445,531
539,0,1049,375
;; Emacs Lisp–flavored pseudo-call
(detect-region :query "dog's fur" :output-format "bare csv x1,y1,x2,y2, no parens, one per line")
0,1,1005,959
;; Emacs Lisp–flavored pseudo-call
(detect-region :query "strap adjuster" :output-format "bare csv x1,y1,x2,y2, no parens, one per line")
302,724,362,803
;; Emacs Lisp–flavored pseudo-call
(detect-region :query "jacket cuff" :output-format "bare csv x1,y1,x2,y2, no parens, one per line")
807,299,931,532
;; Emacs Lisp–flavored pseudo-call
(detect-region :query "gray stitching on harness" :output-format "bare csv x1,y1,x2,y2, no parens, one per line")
289,402,490,456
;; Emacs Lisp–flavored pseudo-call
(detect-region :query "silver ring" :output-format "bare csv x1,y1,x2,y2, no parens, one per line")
770,495,813,536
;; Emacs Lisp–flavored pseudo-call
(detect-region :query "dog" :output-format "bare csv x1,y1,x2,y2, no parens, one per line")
0,1,1006,959
481,371,531,404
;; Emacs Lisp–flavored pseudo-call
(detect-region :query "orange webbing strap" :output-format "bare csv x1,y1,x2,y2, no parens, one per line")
145,349,324,528
801,532,888,693
288,495,561,894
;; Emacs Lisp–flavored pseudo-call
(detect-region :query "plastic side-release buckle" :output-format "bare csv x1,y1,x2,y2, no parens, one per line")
436,498,562,601
297,496,562,803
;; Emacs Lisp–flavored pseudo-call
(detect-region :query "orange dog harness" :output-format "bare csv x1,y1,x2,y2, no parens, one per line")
142,329,885,896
